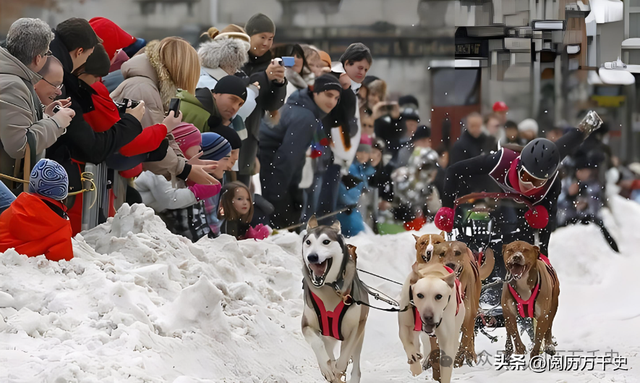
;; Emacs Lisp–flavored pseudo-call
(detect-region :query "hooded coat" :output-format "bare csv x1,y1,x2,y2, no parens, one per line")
110,40,191,181
0,193,73,261
0,47,64,187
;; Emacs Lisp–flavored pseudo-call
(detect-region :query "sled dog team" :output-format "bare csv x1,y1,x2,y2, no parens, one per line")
300,218,560,383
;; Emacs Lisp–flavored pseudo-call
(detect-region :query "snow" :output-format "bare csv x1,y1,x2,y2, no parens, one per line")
1,198,639,382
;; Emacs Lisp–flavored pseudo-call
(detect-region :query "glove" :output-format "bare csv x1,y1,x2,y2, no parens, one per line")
245,224,270,240
434,207,454,233
404,216,426,232
525,205,549,229
188,183,221,201
341,174,363,190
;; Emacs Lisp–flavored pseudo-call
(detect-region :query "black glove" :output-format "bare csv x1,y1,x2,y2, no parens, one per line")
341,174,363,190
145,139,170,162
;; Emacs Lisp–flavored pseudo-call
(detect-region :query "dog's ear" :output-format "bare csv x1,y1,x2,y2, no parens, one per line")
439,231,445,238
442,271,456,288
409,262,421,285
466,247,475,263
331,220,341,232
413,234,420,242
307,215,318,230
347,244,358,262
502,244,507,254
533,245,540,257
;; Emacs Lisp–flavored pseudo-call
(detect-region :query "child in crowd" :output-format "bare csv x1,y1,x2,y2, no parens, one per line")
336,135,376,237
135,123,221,242
0,159,73,261
199,132,232,237
218,181,269,240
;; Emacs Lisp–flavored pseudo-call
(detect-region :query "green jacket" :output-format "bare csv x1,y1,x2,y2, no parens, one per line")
177,88,220,133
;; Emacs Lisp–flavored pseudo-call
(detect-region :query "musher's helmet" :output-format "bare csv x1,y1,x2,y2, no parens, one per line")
520,138,560,181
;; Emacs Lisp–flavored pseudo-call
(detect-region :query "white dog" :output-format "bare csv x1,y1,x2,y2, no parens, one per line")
398,263,465,383
301,217,369,383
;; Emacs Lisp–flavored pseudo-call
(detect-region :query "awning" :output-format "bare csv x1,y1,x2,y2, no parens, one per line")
597,68,636,85
587,0,623,24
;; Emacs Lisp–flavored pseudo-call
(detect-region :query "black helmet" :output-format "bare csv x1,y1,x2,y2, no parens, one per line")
520,138,560,179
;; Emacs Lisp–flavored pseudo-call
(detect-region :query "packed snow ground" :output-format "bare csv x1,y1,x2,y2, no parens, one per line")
0,196,639,383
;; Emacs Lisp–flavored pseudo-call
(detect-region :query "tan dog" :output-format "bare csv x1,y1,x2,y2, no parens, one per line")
502,241,560,359
426,241,495,367
413,232,446,264
398,263,465,383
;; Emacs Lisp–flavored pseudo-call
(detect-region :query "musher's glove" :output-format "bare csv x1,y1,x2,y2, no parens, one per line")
435,207,454,233
525,205,549,229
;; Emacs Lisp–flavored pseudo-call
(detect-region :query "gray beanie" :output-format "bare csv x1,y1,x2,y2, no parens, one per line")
245,13,276,36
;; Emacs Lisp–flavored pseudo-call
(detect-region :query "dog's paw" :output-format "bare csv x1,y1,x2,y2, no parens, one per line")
410,361,423,376
544,344,556,356
320,360,337,382
407,352,423,364
514,342,527,356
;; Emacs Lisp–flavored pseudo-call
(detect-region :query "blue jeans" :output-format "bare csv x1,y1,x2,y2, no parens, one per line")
0,182,16,215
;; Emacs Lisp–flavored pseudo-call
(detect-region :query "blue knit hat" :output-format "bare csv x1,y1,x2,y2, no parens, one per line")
201,132,231,161
29,159,69,201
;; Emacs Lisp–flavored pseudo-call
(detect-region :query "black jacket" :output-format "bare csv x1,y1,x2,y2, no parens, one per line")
449,130,496,166
47,35,141,192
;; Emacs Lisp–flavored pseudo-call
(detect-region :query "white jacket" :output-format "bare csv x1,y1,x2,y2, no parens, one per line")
134,171,196,213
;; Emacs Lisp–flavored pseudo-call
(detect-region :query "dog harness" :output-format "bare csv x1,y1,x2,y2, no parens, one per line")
412,266,463,332
309,290,350,341
507,254,557,318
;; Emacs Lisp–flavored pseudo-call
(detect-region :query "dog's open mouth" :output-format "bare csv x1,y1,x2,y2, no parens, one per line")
507,262,528,280
307,259,332,286
422,322,436,337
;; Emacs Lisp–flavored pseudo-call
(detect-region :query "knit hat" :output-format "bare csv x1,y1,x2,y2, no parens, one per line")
313,74,342,94
340,42,372,66
318,50,331,68
173,123,202,154
518,118,539,135
83,44,111,77
122,37,146,58
29,159,69,201
493,101,509,112
399,95,419,108
89,17,136,60
400,97,420,121
214,126,242,149
357,135,372,153
245,13,276,36
213,75,248,101
201,132,232,161
411,125,431,142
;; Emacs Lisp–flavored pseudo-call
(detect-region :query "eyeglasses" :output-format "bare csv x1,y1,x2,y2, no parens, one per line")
42,50,53,57
42,77,64,90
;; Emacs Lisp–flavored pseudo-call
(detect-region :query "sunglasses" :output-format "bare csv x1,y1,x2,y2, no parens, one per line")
518,164,548,188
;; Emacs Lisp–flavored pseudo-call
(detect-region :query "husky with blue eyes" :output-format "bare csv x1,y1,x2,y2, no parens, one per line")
301,216,369,383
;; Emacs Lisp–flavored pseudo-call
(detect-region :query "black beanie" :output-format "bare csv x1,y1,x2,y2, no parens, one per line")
245,13,276,36
313,74,342,94
399,95,419,108
214,126,242,149
83,44,110,77
213,76,248,101
340,42,372,66
411,125,431,142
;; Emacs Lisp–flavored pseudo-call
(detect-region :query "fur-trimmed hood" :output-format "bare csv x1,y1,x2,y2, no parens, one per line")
198,38,249,74
145,40,179,111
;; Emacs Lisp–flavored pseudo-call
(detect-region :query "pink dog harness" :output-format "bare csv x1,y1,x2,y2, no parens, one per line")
507,254,557,318
413,266,463,332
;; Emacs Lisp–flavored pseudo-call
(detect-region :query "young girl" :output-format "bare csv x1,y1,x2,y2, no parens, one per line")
218,182,269,240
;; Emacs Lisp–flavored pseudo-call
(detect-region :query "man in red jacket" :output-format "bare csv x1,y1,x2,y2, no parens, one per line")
0,159,73,261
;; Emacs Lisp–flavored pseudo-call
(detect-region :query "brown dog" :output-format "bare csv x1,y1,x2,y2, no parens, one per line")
413,232,446,264
501,241,560,359
423,240,495,368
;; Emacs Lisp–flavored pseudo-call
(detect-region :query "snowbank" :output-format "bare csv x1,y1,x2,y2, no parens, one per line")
1,198,639,382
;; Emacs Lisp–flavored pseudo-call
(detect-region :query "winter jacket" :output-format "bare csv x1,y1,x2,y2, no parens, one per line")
110,40,191,181
450,130,497,166
134,170,197,213
326,64,360,173
336,161,375,237
0,193,73,261
0,47,63,186
239,50,288,176
258,88,327,202
177,88,221,132
391,147,442,217
46,35,142,193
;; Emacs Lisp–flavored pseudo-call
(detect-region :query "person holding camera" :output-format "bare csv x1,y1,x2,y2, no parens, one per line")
0,18,75,191
239,13,288,187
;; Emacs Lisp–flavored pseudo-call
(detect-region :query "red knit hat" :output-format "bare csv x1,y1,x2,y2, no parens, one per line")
89,17,136,60
173,123,202,154
493,101,509,112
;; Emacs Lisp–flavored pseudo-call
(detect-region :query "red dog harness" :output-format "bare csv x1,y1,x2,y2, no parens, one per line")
507,254,557,318
413,266,463,332
309,291,350,341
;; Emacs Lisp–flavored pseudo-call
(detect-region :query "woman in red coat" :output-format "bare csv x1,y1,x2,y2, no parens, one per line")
0,159,73,261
